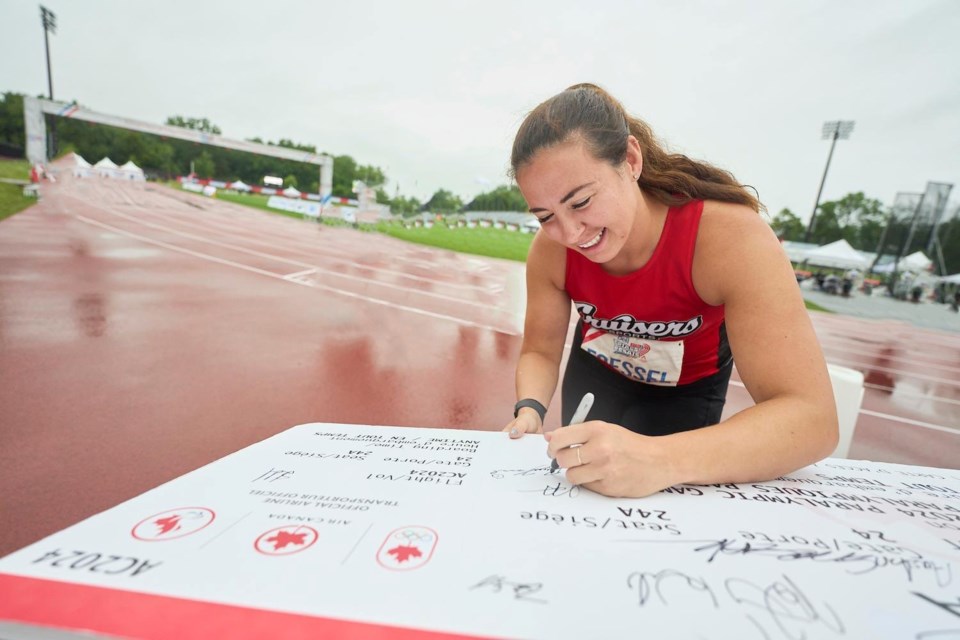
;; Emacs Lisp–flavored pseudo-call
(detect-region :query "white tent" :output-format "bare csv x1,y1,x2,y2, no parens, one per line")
871,251,932,274
781,240,819,264
228,180,251,191
94,157,120,178
119,160,145,182
803,239,870,270
937,272,960,284
282,186,302,198
65,152,92,177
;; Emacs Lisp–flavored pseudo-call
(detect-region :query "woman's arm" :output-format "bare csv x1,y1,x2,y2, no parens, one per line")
548,202,838,495
504,233,574,436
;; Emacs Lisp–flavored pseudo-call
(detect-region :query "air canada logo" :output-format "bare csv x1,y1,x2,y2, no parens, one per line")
131,507,216,541
254,526,319,555
575,302,702,339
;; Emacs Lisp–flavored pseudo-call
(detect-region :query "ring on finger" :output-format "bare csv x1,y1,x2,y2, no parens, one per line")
576,447,583,466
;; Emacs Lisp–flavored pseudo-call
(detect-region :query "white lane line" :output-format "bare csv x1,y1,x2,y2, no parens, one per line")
72,198,499,311
127,194,502,293
137,188,522,293
823,355,960,388
74,187,960,423
816,334,960,371
862,382,960,406
119,201,506,298
811,314,960,341
728,371,960,410
818,339,960,374
76,216,291,279
563,320,960,412
76,215,516,335
858,409,960,435
727,379,958,434
283,268,317,281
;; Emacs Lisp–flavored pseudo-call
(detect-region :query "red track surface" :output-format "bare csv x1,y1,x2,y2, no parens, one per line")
1,170,957,558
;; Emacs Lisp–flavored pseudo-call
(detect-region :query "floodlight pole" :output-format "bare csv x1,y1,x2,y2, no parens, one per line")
40,6,56,100
804,120,854,243
40,5,57,160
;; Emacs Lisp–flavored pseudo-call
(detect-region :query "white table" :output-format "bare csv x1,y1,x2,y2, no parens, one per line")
1,423,957,639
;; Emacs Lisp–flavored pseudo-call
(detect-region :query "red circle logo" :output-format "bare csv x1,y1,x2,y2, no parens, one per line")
131,507,216,541
254,526,319,555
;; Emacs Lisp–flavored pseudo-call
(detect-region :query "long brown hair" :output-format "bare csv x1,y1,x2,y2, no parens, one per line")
510,83,761,213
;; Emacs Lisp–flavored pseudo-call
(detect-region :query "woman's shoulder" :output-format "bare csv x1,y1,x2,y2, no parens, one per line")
528,230,568,289
693,200,786,304
699,198,763,221
698,199,775,245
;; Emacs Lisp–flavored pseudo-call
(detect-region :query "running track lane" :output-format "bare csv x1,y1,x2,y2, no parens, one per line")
0,171,957,558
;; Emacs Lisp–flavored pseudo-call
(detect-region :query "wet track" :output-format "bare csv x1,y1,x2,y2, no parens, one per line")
1,171,958,557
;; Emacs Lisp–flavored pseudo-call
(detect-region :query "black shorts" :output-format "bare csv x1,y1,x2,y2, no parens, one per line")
561,323,733,436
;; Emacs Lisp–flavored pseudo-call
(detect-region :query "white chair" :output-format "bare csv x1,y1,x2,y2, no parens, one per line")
826,363,865,459
503,264,527,334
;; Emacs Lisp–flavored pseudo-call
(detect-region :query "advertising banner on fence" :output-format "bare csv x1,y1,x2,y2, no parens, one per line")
267,196,321,218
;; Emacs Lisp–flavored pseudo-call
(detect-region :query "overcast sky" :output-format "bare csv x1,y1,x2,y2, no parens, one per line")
2,0,958,219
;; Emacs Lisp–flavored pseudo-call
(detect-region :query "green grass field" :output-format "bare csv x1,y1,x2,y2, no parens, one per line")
171,182,534,259
172,182,832,311
375,222,534,262
0,159,35,222
166,184,347,227
0,158,30,181
803,299,833,312
215,190,305,221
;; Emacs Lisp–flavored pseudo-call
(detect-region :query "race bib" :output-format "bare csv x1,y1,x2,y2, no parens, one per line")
580,328,684,386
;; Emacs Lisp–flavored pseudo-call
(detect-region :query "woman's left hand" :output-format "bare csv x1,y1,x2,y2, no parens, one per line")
544,421,679,497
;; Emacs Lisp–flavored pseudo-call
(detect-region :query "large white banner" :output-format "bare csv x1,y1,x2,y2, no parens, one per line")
267,195,320,218
0,423,956,639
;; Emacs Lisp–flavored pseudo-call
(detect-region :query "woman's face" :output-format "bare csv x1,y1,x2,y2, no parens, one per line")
516,137,642,264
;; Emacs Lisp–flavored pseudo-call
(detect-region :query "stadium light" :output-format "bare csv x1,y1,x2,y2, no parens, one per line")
804,120,855,242
40,5,56,100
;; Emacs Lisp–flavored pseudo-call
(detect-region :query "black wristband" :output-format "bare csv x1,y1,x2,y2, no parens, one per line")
514,398,547,424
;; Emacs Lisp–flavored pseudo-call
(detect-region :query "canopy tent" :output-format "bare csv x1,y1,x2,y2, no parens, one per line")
871,251,933,274
282,186,302,198
228,180,251,191
64,152,91,168
64,152,93,177
119,160,145,181
781,240,819,264
93,157,120,178
937,272,960,284
803,239,870,270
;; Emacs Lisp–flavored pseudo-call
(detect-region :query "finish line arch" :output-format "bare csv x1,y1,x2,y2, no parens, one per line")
23,96,333,199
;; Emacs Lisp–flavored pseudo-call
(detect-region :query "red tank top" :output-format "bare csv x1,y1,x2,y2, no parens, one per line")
565,200,729,386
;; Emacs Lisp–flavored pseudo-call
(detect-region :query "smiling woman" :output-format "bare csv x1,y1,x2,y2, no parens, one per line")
503,83,838,498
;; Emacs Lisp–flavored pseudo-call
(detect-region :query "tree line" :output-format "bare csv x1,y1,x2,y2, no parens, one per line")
0,92,527,215
10,90,951,272
769,192,958,274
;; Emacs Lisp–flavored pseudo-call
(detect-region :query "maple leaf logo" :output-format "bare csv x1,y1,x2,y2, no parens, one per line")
153,515,182,535
387,544,422,564
266,530,308,550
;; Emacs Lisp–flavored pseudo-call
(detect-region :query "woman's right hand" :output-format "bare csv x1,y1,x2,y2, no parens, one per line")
502,409,542,439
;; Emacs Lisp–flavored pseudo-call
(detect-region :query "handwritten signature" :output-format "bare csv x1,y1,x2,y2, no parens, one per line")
470,575,547,604
627,569,844,640
489,467,552,479
689,538,952,587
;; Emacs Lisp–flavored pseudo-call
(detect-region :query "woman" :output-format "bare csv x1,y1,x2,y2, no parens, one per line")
503,83,838,498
